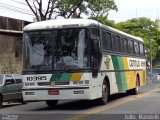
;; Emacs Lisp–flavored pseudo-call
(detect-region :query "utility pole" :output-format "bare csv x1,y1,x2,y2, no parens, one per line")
150,39,152,75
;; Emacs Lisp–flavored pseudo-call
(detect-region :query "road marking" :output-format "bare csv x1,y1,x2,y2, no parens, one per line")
67,88,159,120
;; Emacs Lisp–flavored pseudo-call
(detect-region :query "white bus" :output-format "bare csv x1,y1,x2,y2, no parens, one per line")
22,19,146,106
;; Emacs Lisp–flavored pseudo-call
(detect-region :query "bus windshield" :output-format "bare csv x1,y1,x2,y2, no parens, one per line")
23,28,90,71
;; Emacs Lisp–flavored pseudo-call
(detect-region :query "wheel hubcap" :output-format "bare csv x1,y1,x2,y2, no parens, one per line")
102,83,108,102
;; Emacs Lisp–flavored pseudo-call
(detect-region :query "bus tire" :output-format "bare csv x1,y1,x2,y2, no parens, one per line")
128,76,139,95
20,99,27,104
97,80,109,105
0,95,3,109
46,100,58,107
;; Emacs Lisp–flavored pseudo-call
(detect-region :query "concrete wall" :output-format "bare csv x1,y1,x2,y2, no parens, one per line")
0,34,22,73
0,16,30,74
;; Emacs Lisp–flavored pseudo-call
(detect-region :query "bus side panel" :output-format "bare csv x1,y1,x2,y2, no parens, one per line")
100,55,146,95
123,57,146,90
122,57,136,90
100,55,119,95
111,55,128,93
136,70,146,87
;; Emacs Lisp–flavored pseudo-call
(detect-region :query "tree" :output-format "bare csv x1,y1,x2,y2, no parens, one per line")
25,0,118,21
86,0,118,18
25,0,56,21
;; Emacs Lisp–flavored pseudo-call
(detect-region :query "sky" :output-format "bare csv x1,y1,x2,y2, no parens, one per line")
108,0,160,23
0,0,160,23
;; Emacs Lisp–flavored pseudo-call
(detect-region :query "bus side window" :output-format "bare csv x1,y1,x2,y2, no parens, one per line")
112,34,116,51
134,41,140,56
116,35,121,52
121,38,124,53
90,27,101,70
140,43,144,56
121,38,128,54
128,39,134,54
101,30,112,51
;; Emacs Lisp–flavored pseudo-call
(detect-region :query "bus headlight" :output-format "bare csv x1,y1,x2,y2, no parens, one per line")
84,80,90,84
73,80,90,85
24,82,36,86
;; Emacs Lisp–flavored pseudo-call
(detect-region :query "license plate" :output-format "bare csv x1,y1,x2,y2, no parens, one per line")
48,89,59,95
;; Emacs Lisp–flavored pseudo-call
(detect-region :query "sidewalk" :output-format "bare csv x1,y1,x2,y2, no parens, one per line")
139,79,160,93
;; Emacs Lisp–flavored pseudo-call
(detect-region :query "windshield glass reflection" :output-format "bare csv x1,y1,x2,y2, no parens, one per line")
23,29,90,71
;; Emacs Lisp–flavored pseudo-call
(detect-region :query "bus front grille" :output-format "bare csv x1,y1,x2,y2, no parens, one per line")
37,81,70,86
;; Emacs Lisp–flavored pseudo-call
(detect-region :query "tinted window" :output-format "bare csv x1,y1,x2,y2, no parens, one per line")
121,38,128,53
112,35,116,51
5,75,15,84
5,79,15,85
124,38,128,53
134,42,140,55
116,35,121,52
91,27,100,38
14,75,22,84
102,31,112,51
140,43,144,56
121,38,124,52
128,40,134,54
15,79,22,84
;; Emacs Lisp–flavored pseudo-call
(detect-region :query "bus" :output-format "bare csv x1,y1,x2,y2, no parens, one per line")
22,19,146,106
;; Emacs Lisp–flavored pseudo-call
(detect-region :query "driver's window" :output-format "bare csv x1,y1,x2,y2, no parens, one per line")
90,27,101,69
90,27,100,39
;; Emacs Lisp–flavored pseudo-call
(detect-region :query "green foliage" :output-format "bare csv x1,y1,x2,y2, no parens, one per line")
87,0,118,17
58,0,118,18
25,0,118,20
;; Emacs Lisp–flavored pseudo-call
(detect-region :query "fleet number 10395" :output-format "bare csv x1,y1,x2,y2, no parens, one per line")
26,76,47,81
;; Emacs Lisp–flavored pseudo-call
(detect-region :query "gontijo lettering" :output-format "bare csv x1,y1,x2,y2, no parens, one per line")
129,60,140,67
129,60,146,67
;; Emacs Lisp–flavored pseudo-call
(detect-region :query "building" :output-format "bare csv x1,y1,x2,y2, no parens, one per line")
0,16,30,74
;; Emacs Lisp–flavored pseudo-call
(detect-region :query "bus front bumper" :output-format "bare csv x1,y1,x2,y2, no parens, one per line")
22,86,94,101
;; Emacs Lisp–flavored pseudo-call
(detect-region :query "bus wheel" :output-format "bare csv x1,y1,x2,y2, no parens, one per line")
20,99,27,104
0,95,3,109
97,80,109,105
128,77,139,95
46,100,58,107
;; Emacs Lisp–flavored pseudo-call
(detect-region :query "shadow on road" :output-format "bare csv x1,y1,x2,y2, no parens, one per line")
31,82,160,111
30,93,131,111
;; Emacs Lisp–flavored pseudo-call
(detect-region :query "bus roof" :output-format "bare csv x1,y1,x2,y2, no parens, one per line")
23,19,99,31
24,19,143,42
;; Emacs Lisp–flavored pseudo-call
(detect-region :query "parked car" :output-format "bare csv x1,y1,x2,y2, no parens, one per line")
157,73,160,81
0,74,26,108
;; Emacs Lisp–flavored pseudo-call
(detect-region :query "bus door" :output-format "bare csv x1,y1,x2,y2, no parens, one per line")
90,27,101,77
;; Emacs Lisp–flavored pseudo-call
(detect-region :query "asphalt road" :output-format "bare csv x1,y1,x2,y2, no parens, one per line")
0,80,160,120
